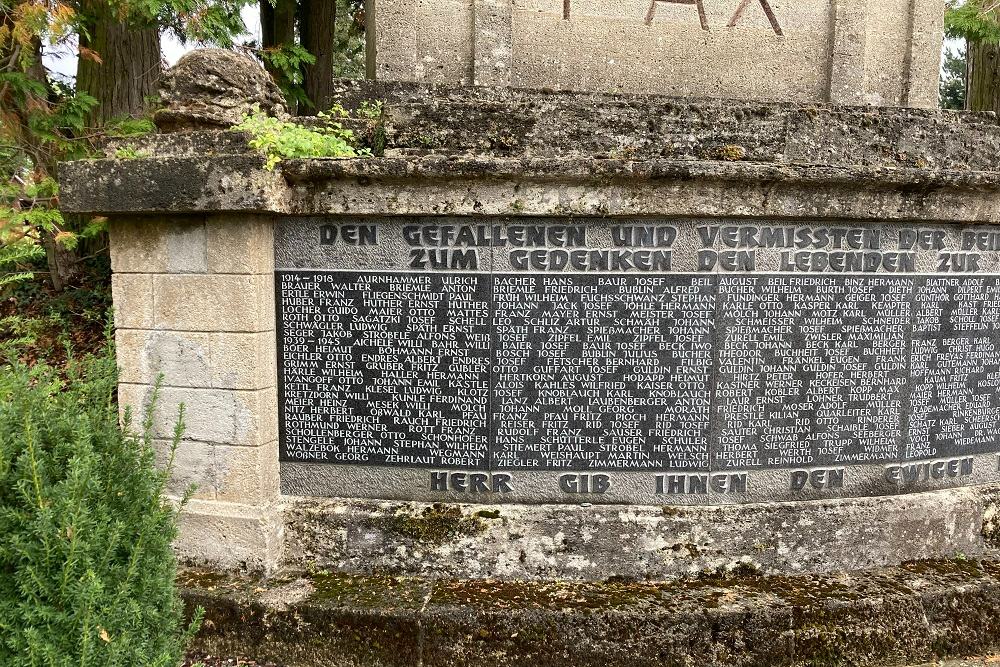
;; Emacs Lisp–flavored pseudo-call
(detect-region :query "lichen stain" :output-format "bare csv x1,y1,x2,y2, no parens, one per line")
365,503,490,544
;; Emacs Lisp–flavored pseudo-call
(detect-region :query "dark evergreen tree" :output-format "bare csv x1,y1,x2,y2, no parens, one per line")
940,45,968,110
260,0,366,113
946,0,1000,110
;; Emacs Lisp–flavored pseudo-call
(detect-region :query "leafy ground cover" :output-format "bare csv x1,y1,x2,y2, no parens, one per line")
178,652,1000,666
0,258,111,369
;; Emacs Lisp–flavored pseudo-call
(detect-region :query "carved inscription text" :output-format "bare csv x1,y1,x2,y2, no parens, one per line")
560,0,784,35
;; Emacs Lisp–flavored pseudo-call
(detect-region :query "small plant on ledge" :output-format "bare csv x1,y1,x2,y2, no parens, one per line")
234,104,371,171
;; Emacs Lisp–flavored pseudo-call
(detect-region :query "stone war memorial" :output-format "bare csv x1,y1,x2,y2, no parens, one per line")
58,0,1000,664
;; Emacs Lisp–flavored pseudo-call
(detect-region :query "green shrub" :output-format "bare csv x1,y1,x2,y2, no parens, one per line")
0,346,200,666
0,240,45,292
234,104,371,170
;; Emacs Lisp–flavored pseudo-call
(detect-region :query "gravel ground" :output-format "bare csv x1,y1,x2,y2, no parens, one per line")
182,651,1000,666
913,659,1000,666
183,651,285,667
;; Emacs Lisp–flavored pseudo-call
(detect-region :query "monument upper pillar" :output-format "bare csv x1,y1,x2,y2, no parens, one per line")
365,0,944,107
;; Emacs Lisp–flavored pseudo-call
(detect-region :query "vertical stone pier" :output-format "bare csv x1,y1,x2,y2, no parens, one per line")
80,51,289,570
111,216,282,570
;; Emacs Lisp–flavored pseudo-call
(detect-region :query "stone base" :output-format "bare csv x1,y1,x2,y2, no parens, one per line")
280,485,1000,580
180,559,1000,667
176,499,284,572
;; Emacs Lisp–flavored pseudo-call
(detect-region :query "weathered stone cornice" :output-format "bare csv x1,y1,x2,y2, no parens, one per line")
61,151,1000,223
59,81,1000,222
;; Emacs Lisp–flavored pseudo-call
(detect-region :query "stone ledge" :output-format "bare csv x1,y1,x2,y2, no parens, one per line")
278,156,1000,188
60,153,1000,221
325,79,1000,169
279,487,997,582
94,80,1000,168
59,154,286,215
180,559,1000,667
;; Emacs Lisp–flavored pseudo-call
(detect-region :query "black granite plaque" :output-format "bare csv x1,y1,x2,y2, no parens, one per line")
275,219,1000,502
907,277,1000,460
712,275,911,470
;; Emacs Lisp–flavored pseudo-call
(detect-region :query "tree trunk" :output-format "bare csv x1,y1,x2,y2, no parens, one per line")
299,0,336,114
967,40,1000,111
261,0,299,112
0,12,81,290
262,0,298,52
70,5,160,290
76,5,161,124
41,236,80,292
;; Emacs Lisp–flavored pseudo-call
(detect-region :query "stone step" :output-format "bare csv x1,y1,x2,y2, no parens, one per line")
182,559,1000,667
92,81,1000,173
328,79,1000,170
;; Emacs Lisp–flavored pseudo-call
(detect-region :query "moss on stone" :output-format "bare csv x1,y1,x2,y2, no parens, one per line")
695,561,763,582
901,557,985,577
178,557,1000,666
176,568,234,590
368,503,489,544
307,572,428,609
717,144,748,161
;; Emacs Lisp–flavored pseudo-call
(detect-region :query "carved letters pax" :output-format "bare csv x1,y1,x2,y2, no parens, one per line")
726,0,783,35
644,0,709,30
563,0,784,36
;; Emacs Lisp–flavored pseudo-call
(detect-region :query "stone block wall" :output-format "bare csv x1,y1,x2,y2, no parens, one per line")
110,215,283,571
368,0,943,107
